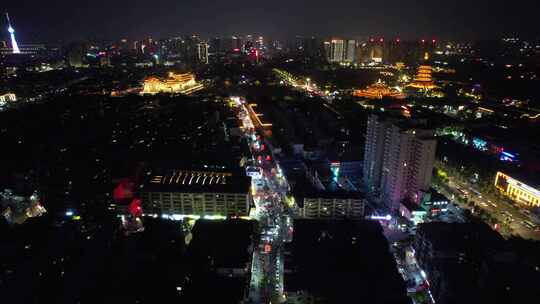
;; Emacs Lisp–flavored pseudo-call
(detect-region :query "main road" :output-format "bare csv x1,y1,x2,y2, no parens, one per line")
232,97,292,304
436,172,540,240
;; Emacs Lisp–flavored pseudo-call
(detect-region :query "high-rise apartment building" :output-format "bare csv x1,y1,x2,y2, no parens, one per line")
197,42,209,64
363,114,436,211
363,114,392,194
327,38,356,63
328,39,344,62
344,39,356,62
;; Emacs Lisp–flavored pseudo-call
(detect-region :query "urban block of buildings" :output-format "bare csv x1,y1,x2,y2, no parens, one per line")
284,219,411,304
414,222,540,304
182,219,255,303
139,169,252,218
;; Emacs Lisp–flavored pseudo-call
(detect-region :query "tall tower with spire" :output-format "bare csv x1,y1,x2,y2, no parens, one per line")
5,13,21,54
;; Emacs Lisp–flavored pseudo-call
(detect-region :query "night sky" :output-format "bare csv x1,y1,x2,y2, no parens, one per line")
2,0,538,42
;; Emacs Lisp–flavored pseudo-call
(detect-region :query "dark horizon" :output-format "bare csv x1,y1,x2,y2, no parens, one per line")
2,0,539,43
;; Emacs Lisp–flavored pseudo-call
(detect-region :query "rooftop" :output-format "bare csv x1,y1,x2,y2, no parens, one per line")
416,222,505,253
141,169,251,194
286,219,410,303
182,219,255,303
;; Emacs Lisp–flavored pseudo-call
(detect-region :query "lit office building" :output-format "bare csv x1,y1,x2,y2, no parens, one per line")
140,170,252,218
141,72,203,95
495,172,540,207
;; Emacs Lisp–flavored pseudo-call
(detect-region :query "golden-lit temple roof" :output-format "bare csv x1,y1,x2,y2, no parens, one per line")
144,72,195,83
408,65,437,90
353,79,406,99
144,76,162,82
141,72,202,95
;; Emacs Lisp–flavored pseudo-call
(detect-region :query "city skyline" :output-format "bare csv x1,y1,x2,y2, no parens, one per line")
1,3,540,303
2,0,540,43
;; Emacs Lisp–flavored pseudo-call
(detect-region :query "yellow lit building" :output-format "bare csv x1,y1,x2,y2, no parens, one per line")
495,172,540,207
353,79,406,100
395,62,405,70
408,65,437,90
408,52,437,90
141,72,203,95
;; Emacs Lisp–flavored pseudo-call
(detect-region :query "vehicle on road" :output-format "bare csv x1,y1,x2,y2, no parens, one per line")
522,220,540,231
471,188,482,197
457,188,469,196
254,179,265,188
503,211,513,218
520,209,531,216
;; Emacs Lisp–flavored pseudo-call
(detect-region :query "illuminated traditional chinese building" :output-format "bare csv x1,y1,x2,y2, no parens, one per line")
141,72,203,95
353,79,406,99
495,172,540,207
408,53,437,90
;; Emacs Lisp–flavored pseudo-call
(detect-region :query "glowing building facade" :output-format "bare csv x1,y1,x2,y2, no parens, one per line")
141,72,203,95
5,13,20,54
353,79,406,99
409,65,436,90
328,39,344,62
408,52,436,90
139,170,252,218
495,172,540,207
326,38,356,63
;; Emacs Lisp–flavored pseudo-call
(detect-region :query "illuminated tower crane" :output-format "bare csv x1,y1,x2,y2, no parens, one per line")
5,13,21,54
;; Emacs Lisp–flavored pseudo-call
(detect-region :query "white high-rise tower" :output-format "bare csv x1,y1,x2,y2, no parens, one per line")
6,13,20,54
